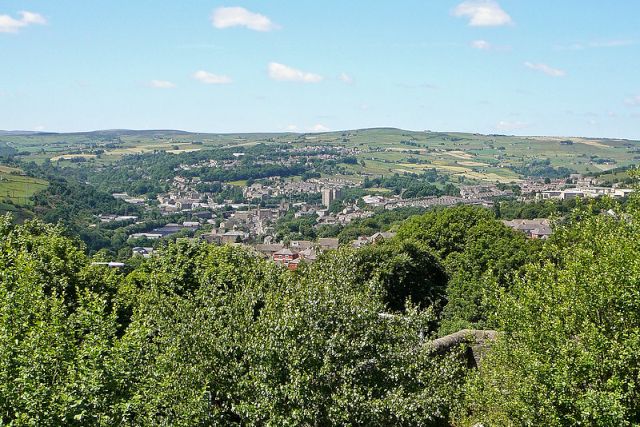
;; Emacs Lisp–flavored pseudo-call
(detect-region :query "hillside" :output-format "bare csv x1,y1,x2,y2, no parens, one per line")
1,128,638,183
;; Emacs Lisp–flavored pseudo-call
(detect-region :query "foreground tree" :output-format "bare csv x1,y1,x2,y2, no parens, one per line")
117,242,465,425
0,215,122,425
459,204,640,425
396,205,540,334
347,240,448,312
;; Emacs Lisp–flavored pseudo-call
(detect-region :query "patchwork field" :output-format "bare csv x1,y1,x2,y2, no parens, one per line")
1,128,638,184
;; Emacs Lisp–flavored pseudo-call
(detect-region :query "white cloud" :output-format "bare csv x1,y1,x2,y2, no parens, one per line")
338,72,354,84
625,95,640,106
555,39,636,51
309,124,330,132
20,11,46,25
471,39,492,50
590,39,635,48
268,62,323,83
0,11,46,33
211,7,279,32
471,39,512,52
524,62,566,77
496,120,528,132
193,70,232,84
149,80,176,89
284,124,298,132
453,1,512,27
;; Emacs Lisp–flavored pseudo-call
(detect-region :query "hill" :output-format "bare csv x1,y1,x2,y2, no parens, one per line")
1,128,638,183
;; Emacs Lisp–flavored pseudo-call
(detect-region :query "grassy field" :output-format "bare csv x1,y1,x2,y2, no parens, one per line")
1,128,639,184
0,172,48,205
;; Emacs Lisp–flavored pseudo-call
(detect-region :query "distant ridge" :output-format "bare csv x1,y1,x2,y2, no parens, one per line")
0,128,638,141
0,130,47,136
0,129,193,137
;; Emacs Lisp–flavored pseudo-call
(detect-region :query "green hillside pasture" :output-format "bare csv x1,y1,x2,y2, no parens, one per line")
0,173,48,205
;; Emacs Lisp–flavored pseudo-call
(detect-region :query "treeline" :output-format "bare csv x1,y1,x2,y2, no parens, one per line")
364,170,460,198
0,142,17,157
511,158,575,178
189,162,308,183
64,144,351,196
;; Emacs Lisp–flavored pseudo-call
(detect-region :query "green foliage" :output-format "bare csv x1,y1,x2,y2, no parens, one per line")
335,207,427,244
460,207,640,425
0,215,123,425
5,193,640,425
397,206,541,334
363,171,458,198
511,158,575,178
439,220,541,334
275,211,317,241
397,205,495,261
346,240,448,312
0,216,466,425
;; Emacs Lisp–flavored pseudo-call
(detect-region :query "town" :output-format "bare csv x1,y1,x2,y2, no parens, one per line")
98,164,633,269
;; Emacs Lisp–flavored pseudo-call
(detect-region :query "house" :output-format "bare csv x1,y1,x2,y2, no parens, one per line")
175,200,193,210
351,236,371,248
369,231,396,243
298,247,318,263
273,248,300,269
502,219,552,239
200,230,223,244
287,257,302,271
351,231,397,248
290,240,314,251
221,231,246,244
129,232,163,240
191,211,213,220
254,243,286,258
317,237,339,251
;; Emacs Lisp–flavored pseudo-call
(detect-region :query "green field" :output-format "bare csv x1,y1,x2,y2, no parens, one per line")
0,172,48,205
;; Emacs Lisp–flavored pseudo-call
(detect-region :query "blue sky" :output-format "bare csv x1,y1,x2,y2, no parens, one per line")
1,1,639,139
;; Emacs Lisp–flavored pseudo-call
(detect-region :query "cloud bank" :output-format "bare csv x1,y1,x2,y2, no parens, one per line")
524,62,566,77
453,1,512,27
193,70,232,84
0,11,46,33
268,62,323,83
211,7,279,31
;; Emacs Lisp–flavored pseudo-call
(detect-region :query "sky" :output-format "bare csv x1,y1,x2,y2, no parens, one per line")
1,1,639,139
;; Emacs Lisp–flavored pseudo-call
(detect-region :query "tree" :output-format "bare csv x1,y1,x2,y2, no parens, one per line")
396,206,495,261
0,215,123,425
459,205,640,425
348,240,448,312
439,220,539,334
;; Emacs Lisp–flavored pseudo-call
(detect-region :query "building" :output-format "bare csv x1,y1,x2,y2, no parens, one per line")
317,238,339,251
502,219,552,239
254,243,286,258
290,240,314,251
132,247,154,258
221,231,246,244
321,187,341,208
273,248,299,269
